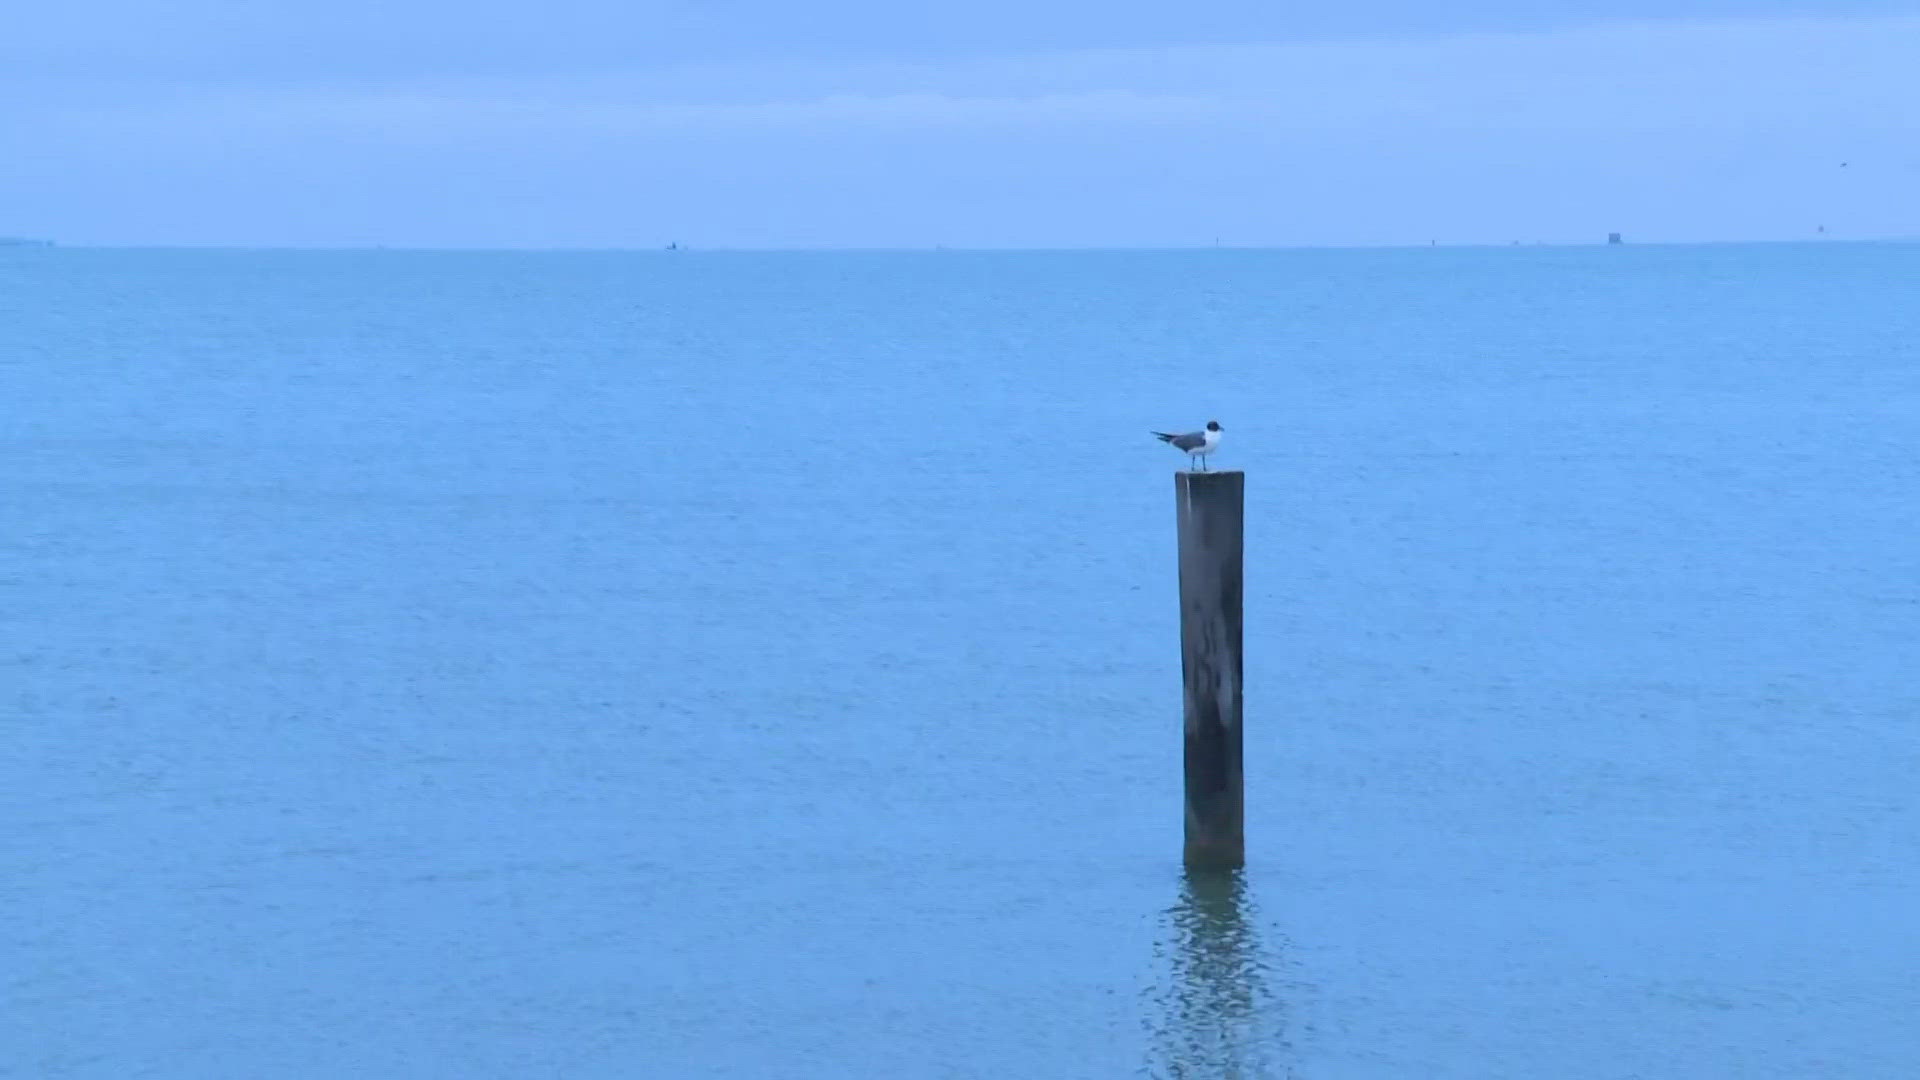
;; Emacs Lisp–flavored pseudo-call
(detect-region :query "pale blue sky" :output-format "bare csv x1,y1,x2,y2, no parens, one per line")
4,2,1916,247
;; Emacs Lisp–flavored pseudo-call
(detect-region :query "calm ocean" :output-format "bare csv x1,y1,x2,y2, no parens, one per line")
7,244,1920,1077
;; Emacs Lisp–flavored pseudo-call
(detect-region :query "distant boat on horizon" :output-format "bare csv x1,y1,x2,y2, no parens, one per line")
0,236,54,247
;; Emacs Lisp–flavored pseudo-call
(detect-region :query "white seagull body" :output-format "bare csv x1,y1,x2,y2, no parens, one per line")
1151,420,1223,470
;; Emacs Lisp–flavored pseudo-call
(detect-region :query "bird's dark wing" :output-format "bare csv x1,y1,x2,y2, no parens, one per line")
1167,431,1206,451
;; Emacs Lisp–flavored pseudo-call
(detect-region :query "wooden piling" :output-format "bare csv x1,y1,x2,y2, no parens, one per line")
1175,470,1245,868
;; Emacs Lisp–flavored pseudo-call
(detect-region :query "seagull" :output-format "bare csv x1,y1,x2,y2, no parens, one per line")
1151,421,1223,470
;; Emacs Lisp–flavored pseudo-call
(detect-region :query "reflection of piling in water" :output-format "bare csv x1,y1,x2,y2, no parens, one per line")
1175,471,1244,868
1147,868,1288,1078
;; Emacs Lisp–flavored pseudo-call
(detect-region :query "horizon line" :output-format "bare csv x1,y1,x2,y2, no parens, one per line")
10,236,1917,255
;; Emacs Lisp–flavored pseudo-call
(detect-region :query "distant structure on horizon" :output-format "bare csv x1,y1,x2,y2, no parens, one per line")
0,236,54,247
1608,232,1624,245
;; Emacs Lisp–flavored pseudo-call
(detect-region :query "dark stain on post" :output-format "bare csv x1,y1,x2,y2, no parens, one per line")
1175,470,1245,868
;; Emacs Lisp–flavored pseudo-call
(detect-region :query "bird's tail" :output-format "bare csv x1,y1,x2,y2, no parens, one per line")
1150,431,1177,443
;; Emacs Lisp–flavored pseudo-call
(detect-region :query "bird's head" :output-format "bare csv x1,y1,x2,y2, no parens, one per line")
1206,420,1222,432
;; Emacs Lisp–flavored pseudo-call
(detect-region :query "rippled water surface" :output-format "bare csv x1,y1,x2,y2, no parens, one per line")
7,244,1920,1077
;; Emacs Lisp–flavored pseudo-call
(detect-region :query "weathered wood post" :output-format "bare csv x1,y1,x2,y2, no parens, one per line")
1175,470,1244,868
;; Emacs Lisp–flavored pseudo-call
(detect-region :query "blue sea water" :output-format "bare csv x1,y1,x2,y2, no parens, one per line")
6,244,1920,1078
